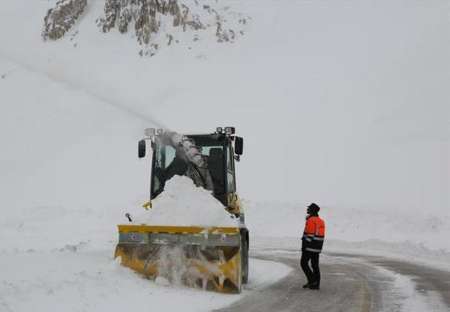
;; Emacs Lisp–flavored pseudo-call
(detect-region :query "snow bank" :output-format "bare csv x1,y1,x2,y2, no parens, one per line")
376,266,449,312
246,258,292,291
245,200,450,270
244,200,450,251
0,251,290,312
133,176,238,227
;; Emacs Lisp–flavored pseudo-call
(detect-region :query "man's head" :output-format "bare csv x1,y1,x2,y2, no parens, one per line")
307,203,320,215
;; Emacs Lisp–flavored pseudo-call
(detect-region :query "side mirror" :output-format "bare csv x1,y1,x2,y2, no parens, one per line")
235,136,243,155
138,139,146,158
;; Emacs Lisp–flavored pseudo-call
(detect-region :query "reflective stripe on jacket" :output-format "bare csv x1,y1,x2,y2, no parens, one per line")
302,216,325,253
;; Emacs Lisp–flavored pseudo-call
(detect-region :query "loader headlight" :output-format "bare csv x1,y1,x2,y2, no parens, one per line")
216,127,223,134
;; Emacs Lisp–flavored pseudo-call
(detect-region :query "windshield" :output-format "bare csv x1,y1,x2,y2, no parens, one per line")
151,136,227,203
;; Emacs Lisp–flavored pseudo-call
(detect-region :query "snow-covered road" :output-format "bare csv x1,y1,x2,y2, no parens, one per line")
215,249,450,312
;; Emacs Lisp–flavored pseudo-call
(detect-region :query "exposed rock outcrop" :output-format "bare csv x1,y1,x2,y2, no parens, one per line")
98,0,205,47
42,0,88,40
42,0,249,56
97,0,248,55
100,0,190,42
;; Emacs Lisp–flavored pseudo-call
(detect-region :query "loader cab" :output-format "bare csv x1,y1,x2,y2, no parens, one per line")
149,128,243,208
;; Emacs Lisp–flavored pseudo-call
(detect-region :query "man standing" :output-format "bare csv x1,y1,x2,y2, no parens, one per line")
301,203,326,290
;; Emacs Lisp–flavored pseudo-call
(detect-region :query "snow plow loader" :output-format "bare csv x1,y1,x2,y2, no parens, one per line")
114,127,249,293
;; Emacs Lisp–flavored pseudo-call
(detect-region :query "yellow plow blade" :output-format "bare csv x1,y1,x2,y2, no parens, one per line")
114,225,243,293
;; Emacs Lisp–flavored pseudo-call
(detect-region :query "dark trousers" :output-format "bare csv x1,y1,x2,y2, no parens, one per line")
300,251,321,286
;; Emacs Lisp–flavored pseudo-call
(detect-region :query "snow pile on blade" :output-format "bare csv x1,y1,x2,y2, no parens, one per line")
132,175,237,227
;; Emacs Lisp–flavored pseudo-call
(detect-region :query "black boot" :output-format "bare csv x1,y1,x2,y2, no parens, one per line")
302,283,310,289
308,282,320,290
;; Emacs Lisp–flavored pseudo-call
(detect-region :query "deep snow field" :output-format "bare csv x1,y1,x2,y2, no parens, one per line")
0,0,449,311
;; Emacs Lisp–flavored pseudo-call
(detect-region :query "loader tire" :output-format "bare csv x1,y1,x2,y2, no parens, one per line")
241,230,249,284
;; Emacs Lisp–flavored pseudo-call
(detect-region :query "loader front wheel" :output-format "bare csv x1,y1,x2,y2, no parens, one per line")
241,230,249,284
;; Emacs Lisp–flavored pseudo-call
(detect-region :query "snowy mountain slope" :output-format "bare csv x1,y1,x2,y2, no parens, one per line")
0,0,449,311
0,55,292,312
0,55,148,219
1,0,448,213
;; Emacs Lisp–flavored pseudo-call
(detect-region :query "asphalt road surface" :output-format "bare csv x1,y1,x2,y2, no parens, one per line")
215,249,450,312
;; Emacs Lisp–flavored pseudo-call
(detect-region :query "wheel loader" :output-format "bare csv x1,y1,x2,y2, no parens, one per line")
114,127,249,293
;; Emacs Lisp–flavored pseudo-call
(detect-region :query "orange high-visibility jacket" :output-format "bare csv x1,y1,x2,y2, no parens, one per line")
302,216,326,253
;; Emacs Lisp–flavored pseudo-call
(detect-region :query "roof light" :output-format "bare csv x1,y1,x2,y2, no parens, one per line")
225,127,235,135
144,128,156,138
